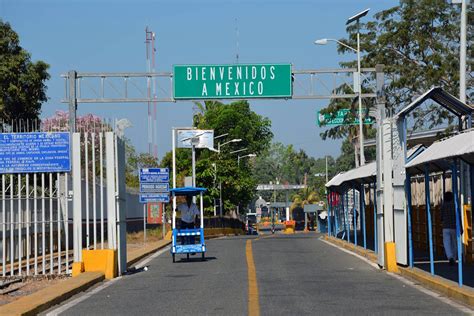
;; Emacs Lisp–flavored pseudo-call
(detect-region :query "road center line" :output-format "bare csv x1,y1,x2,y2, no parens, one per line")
246,240,260,316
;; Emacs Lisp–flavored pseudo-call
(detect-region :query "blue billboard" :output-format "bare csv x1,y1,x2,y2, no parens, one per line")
0,132,71,174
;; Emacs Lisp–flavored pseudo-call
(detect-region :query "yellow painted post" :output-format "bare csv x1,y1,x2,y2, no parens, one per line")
384,242,399,273
82,249,117,279
71,262,84,277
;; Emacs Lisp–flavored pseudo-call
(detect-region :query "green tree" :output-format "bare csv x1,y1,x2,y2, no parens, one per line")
253,142,334,203
0,20,50,123
320,0,472,165
161,100,273,215
125,142,160,189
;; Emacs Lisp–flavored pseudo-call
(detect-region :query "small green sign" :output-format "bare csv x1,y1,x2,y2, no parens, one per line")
317,109,374,126
173,64,292,99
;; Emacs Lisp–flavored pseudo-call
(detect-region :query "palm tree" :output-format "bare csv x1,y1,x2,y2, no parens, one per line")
291,187,319,211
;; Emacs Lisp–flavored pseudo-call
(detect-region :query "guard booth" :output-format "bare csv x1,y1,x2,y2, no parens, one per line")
392,87,473,267
303,204,324,232
405,130,474,287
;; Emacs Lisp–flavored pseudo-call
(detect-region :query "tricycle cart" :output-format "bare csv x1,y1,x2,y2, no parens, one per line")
170,187,207,263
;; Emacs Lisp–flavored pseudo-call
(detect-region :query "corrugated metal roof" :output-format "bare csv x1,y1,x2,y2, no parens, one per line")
325,172,345,188
405,130,474,174
325,162,376,188
395,87,473,120
325,145,426,188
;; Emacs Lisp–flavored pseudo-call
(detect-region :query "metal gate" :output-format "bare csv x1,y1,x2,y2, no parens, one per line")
0,121,126,277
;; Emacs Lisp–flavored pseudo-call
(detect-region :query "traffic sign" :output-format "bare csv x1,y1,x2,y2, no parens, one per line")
139,193,170,203
140,183,169,193
173,64,292,99
317,109,374,126
139,168,169,183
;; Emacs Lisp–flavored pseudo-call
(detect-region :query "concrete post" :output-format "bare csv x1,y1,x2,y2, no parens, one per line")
68,71,77,133
375,64,386,267
72,133,82,264
106,132,116,250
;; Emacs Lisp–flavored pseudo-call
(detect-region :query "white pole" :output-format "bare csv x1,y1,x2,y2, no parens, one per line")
172,128,176,230
92,133,97,250
143,204,146,244
192,145,196,187
72,133,82,263
200,192,204,229
460,0,466,104
357,30,365,166
106,132,116,250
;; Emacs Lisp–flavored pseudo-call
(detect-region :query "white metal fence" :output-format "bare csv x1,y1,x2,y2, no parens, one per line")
0,172,69,276
0,121,127,278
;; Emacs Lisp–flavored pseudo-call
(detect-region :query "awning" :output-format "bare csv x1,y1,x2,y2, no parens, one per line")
394,87,473,120
405,130,474,174
326,144,426,189
170,187,207,196
325,162,376,189
325,172,345,188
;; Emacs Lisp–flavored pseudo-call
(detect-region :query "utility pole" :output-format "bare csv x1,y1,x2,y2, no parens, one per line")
457,0,467,104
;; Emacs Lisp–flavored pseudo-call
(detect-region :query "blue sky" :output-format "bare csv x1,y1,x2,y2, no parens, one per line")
1,0,398,160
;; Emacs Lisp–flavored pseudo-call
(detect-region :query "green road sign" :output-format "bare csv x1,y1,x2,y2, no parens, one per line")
173,64,292,99
317,109,374,126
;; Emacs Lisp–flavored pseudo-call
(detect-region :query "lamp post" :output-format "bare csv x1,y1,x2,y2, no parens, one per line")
315,8,370,166
181,132,205,187
216,137,242,216
451,0,467,104
238,153,257,167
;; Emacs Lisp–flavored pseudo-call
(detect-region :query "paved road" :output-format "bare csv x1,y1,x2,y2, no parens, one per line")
48,233,469,315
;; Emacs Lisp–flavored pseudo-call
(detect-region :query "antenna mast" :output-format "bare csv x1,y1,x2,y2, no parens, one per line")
235,18,239,64
145,27,158,159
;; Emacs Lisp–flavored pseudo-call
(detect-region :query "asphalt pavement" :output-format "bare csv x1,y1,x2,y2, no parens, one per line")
47,233,470,315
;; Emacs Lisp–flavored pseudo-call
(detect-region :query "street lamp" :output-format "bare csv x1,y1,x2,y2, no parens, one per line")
315,8,370,166
181,132,206,187
451,0,467,104
218,138,242,153
238,153,256,166
215,137,242,217
314,39,357,53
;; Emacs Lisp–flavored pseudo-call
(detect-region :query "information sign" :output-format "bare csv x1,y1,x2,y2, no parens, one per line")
0,132,70,174
173,64,292,99
139,168,169,183
140,193,170,203
139,168,170,203
140,183,169,193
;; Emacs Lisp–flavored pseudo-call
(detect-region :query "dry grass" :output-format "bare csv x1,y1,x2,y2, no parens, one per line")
127,227,164,245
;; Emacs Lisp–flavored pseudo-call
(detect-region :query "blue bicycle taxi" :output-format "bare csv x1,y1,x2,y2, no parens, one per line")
170,187,207,262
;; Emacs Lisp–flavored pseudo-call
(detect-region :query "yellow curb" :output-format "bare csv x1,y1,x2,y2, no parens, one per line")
399,267,474,307
0,271,104,316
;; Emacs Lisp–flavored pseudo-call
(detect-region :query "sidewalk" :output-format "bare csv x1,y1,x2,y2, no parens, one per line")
324,235,474,308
